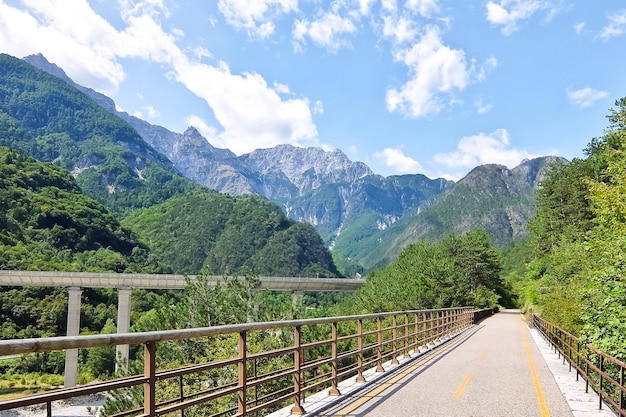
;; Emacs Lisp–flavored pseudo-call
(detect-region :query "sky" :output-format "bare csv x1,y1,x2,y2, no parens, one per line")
1,1,625,180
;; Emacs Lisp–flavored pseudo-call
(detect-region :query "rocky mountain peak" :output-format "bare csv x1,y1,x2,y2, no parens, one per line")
23,53,70,82
240,144,373,196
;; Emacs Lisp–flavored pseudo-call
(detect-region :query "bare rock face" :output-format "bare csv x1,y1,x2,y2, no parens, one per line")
241,145,374,198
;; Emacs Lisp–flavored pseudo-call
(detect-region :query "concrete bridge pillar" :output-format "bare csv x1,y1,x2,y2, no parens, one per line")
64,286,82,387
115,287,132,373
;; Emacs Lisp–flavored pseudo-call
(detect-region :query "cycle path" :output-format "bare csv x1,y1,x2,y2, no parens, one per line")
318,310,573,417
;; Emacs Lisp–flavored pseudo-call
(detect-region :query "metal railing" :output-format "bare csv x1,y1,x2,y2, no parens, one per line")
0,307,475,417
532,314,626,417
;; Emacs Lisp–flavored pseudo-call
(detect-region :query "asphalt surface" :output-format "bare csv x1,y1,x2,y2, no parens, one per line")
317,310,574,417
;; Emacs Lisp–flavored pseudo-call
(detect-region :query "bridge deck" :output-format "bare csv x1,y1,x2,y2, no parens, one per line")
299,311,613,417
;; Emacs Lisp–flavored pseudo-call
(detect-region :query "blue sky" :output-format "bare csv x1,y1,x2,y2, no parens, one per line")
1,1,625,180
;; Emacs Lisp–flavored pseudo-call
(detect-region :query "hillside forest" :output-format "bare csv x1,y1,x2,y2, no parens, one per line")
0,52,625,402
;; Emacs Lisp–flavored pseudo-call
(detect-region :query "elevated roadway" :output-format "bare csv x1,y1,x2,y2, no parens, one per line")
0,270,364,388
0,270,364,291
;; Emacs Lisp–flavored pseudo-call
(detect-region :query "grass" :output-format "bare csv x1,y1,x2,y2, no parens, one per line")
0,372,64,400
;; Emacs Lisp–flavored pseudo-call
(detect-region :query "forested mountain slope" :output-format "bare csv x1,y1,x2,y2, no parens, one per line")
0,53,339,278
0,146,167,273
361,157,562,270
123,191,340,276
0,53,195,216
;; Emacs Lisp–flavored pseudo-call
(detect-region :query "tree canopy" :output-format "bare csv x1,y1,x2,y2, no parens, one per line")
344,229,504,314
524,98,626,360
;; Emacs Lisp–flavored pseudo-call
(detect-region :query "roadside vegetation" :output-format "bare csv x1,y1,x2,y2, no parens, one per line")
519,98,626,361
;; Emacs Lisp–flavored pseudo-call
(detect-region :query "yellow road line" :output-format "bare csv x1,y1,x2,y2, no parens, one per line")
477,351,487,362
332,331,474,416
453,373,472,397
520,320,551,417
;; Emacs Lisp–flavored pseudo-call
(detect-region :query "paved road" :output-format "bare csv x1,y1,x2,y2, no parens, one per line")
318,310,573,417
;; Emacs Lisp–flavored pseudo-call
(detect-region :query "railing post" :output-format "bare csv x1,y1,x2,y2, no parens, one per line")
619,365,624,410
356,319,366,383
599,355,604,410
425,312,430,347
404,313,410,359
144,341,156,417
391,315,399,365
437,310,443,341
376,317,384,372
576,340,580,381
329,322,341,396
238,331,247,416
414,312,420,352
291,326,306,415
253,358,258,410
585,350,590,393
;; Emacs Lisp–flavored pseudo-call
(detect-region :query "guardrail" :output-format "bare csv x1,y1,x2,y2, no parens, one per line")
0,307,475,417
532,314,626,417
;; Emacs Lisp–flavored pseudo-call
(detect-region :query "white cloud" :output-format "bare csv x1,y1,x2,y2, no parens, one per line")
134,105,160,119
373,148,424,174
185,114,219,139
385,26,474,118
381,0,398,13
383,15,419,44
0,0,126,94
0,0,319,156
486,0,548,35
475,56,498,82
574,22,585,35
405,0,440,17
357,0,377,16
433,129,539,169
475,98,492,114
217,0,297,39
566,87,608,109
293,8,357,52
175,60,318,154
273,82,291,94
599,9,626,40
312,100,324,115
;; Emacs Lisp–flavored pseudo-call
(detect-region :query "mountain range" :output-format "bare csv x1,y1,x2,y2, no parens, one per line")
15,53,559,274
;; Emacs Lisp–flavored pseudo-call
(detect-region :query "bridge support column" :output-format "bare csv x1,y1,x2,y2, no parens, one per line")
291,290,304,305
64,286,82,387
116,287,132,374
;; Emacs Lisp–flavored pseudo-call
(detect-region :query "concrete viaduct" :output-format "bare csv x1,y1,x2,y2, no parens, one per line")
0,270,365,386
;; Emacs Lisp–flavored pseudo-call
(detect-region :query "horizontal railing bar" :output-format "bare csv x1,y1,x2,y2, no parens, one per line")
302,375,334,394
249,385,293,405
0,308,470,356
0,376,146,410
246,390,294,415
155,357,237,380
246,368,294,388
302,338,333,350
247,345,294,361
0,307,475,416
533,314,625,417
155,383,241,415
